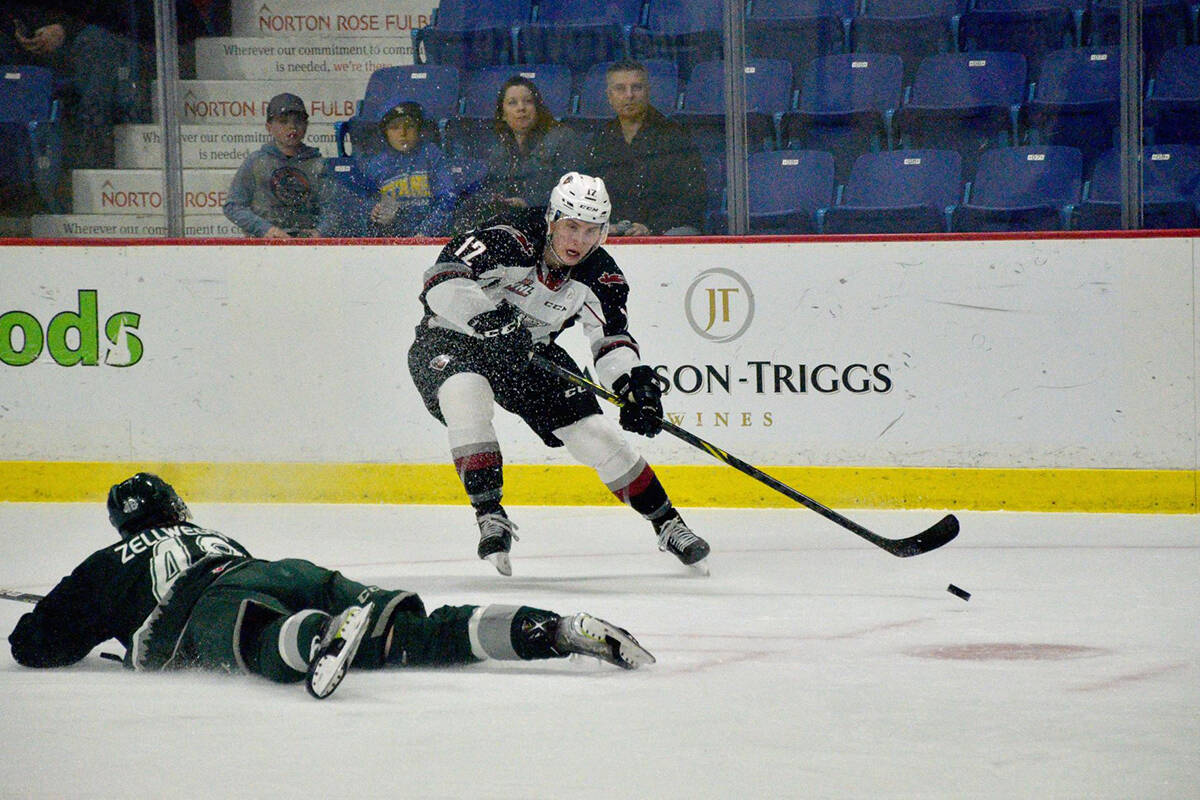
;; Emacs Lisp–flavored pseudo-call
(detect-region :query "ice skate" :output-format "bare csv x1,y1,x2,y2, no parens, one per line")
653,512,710,574
476,510,519,576
554,613,656,669
305,602,373,699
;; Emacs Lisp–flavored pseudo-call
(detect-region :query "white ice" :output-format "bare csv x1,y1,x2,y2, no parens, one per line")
1,503,1196,799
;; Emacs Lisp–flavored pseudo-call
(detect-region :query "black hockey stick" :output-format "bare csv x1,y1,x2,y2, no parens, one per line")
530,353,958,557
0,588,43,604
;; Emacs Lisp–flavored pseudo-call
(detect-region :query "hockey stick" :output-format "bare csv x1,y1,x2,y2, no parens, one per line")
2,589,125,663
0,588,43,604
530,353,959,557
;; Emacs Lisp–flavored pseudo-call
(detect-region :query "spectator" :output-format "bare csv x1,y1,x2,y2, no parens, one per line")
2,4,127,201
359,101,456,237
223,92,325,238
585,60,706,236
453,76,582,228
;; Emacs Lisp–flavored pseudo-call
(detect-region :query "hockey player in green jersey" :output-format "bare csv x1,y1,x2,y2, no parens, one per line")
9,473,654,699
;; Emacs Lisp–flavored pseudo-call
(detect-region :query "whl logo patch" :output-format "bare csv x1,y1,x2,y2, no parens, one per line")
1,289,143,367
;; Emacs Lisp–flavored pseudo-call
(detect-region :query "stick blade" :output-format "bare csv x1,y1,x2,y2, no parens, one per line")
887,514,960,558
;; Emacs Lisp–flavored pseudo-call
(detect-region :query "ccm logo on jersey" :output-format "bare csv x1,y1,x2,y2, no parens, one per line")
598,272,626,285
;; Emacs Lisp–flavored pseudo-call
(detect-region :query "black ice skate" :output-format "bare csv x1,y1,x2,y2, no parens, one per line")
305,602,373,700
553,613,656,670
653,512,710,572
476,510,520,576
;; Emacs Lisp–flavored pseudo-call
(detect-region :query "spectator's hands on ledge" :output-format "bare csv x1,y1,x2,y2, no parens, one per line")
370,197,400,225
263,226,291,239
499,197,529,208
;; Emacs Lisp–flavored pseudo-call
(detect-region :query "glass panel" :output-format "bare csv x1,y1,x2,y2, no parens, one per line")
2,1,1184,239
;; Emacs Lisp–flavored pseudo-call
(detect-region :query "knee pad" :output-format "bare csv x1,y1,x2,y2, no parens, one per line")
555,414,639,484
438,372,497,449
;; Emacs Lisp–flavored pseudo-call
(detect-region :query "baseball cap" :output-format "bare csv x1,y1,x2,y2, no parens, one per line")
267,93,308,120
380,101,424,127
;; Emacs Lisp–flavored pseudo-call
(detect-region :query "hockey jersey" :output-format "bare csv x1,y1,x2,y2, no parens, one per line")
419,208,641,389
8,524,251,668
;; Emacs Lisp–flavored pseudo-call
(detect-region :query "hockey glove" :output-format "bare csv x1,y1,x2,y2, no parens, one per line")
468,303,533,363
613,365,666,437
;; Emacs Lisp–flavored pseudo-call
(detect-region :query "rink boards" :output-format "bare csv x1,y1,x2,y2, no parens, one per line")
0,235,1197,511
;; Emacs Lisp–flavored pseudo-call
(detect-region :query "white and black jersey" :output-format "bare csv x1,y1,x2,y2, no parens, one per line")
9,524,251,668
418,208,641,389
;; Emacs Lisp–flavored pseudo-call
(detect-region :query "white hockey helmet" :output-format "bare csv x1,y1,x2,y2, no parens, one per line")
546,172,611,242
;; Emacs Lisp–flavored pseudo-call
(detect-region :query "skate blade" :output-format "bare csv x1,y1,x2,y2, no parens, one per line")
485,552,512,576
686,558,711,577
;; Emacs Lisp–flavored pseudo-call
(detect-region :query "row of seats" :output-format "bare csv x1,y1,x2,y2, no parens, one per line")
709,144,1200,233
0,66,62,212
332,48,1200,179
412,0,1200,82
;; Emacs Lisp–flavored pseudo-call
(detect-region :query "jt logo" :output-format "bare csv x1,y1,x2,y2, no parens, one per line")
685,268,755,343
703,287,740,331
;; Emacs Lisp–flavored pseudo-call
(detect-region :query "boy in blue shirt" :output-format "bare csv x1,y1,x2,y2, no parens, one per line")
361,102,455,237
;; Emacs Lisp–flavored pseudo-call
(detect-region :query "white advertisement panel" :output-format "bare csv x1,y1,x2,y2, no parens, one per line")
115,123,340,169
0,238,1195,469
155,80,364,123
232,1,433,38
195,37,413,80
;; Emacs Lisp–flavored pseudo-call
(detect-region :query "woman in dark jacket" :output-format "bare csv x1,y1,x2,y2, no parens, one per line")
453,76,582,226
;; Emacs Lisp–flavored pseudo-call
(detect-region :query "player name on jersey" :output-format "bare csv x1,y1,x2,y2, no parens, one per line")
232,0,432,38
153,80,364,123
72,169,238,215
115,123,339,169
195,37,412,80
30,214,240,238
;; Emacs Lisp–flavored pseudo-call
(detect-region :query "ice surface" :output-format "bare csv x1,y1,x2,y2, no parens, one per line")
1,503,1196,799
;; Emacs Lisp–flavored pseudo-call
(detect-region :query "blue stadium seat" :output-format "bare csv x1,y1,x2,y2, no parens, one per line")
893,51,1027,172
337,65,461,157
518,0,643,77
958,0,1077,74
709,150,836,234
746,0,854,89
1146,45,1200,146
851,0,964,85
821,149,962,232
320,157,375,237
412,0,532,70
444,64,573,159
1089,0,1191,75
1023,48,1119,166
1071,145,1200,229
0,65,62,212
630,0,725,85
782,53,904,181
674,58,795,158
567,59,681,137
952,145,1082,230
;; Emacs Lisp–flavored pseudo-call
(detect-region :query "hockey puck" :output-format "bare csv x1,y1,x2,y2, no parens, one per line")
946,583,971,601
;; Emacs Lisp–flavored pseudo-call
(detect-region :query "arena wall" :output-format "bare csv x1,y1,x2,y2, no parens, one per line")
1,234,1197,511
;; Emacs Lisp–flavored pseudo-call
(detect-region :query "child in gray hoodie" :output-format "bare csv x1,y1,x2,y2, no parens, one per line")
223,93,326,237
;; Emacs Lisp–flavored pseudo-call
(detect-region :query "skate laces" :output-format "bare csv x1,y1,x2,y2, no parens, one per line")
478,512,520,542
655,516,699,553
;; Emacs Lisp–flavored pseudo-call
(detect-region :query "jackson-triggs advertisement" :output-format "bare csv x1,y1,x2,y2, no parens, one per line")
0,238,1195,472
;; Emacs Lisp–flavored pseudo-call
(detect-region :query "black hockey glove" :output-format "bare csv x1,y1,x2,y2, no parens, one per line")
613,365,666,437
468,303,532,363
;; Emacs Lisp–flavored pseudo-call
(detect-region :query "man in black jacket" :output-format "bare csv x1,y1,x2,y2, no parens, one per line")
9,473,655,700
585,60,707,236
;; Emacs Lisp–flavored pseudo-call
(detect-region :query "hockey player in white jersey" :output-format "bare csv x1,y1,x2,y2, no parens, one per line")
408,171,710,575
